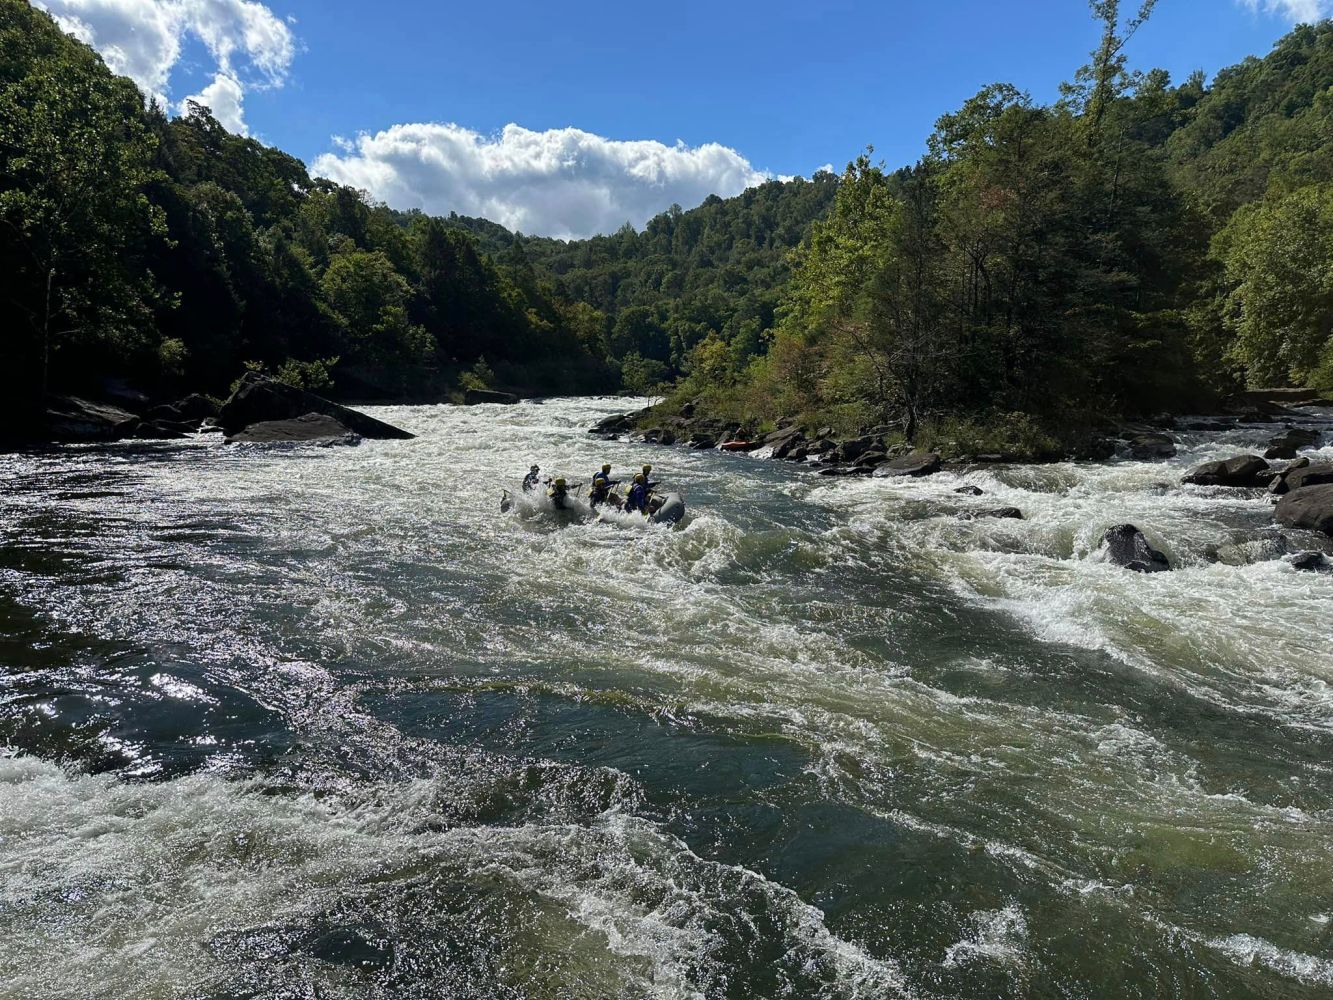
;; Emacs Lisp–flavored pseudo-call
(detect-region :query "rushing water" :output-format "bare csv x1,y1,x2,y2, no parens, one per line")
2,397,1332,999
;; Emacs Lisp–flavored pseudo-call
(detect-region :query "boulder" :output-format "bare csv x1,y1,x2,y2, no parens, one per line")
1267,427,1321,451
226,412,360,446
463,388,519,405
1181,419,1232,431
1288,551,1330,572
131,419,192,440
173,393,221,421
764,425,803,445
148,393,219,424
830,436,877,463
687,435,716,450
1271,462,1333,496
1100,524,1171,573
1275,485,1333,537
818,465,873,477
960,507,1024,520
954,485,985,496
589,411,640,437
771,434,808,460
1182,454,1269,487
219,373,414,440
873,452,942,478
1128,433,1176,460
44,396,140,442
855,450,889,468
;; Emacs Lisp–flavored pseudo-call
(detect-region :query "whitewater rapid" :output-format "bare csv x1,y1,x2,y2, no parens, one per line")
1,397,1331,999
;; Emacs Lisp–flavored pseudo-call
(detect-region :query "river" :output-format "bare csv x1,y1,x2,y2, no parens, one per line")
2,396,1332,999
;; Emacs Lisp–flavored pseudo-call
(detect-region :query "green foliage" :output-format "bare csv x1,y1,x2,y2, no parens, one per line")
620,353,670,396
274,357,338,393
1217,183,1333,386
460,358,496,391
3,0,1331,434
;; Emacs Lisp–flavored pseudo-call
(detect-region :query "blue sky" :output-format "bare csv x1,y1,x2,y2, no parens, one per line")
35,0,1329,237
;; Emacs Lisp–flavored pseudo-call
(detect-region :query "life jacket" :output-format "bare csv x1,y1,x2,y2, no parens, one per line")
625,482,648,513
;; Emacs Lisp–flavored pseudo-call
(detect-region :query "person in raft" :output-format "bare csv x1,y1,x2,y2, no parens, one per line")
523,464,542,492
547,477,571,510
624,473,650,515
589,463,619,508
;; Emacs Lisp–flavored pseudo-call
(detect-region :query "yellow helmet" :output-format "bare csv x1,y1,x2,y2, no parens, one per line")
643,464,652,474
554,477,567,487
633,473,645,484
602,463,612,472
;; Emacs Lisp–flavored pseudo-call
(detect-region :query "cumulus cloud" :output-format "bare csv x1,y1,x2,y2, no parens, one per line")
1238,0,1333,22
312,123,773,239
34,0,295,135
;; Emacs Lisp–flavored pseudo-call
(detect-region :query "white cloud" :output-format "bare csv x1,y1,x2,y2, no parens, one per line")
182,71,245,132
312,122,773,239
34,0,295,135
1238,0,1333,22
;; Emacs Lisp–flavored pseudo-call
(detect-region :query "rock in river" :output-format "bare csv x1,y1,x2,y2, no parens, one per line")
1275,485,1333,537
463,389,519,405
1128,434,1176,460
1270,462,1333,496
1101,524,1171,573
43,396,139,442
227,412,360,445
960,507,1024,520
219,373,413,440
873,452,942,478
1182,454,1269,487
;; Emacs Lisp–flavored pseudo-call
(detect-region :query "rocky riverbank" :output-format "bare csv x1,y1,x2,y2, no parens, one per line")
591,392,1333,557
6,373,416,449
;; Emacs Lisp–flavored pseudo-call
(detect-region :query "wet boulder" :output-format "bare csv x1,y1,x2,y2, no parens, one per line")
1182,454,1269,487
1275,485,1333,537
1288,551,1330,572
1128,434,1176,460
830,436,877,463
226,412,360,446
954,485,985,496
855,450,889,468
589,411,640,438
873,452,942,478
1100,524,1171,573
960,507,1024,520
219,373,414,440
463,388,519,405
817,465,873,477
1271,462,1333,496
43,396,140,443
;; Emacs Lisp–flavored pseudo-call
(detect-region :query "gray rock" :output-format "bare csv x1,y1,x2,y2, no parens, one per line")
219,373,413,440
1275,484,1333,537
818,465,873,477
954,485,985,496
1101,524,1171,573
1288,551,1330,572
44,397,140,442
1128,434,1176,460
226,412,360,445
1271,462,1333,496
873,452,942,477
463,388,519,405
1182,454,1269,487
589,411,639,437
960,507,1023,520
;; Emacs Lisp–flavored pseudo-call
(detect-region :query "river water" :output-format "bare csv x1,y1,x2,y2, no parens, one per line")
2,396,1332,999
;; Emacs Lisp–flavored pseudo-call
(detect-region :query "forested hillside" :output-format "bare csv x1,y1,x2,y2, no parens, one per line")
0,0,831,423
658,7,1333,450
3,0,1332,445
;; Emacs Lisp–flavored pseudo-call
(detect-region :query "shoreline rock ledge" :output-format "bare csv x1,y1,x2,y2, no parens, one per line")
220,373,414,443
